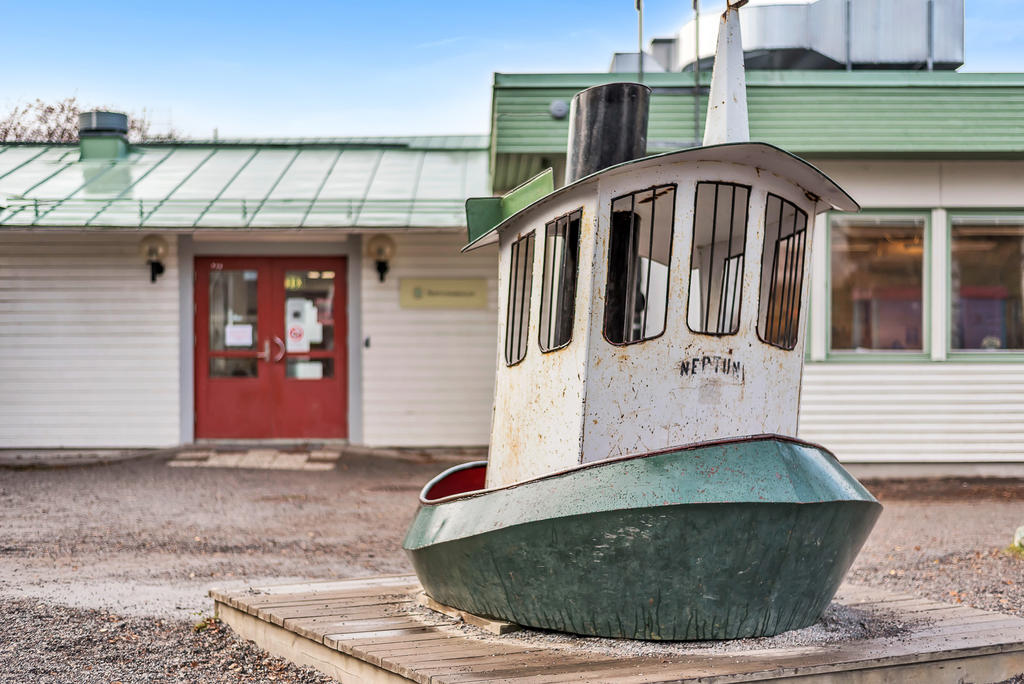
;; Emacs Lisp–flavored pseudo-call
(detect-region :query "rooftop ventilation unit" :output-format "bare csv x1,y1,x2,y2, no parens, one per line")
78,110,129,160
652,0,963,72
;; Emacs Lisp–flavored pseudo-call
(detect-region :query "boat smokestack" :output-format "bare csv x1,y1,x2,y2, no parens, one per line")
564,82,650,185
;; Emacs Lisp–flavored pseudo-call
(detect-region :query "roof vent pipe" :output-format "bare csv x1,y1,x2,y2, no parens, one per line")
79,110,129,160
564,82,650,185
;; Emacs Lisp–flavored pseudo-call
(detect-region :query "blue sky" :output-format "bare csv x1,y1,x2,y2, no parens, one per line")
1,1,1020,138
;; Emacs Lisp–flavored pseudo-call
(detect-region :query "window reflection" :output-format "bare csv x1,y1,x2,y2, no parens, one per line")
284,270,334,353
286,358,334,379
830,216,925,352
209,269,258,351
951,219,1024,351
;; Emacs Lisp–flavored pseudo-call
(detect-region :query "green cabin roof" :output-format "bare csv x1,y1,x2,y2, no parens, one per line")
0,136,489,230
491,70,1024,191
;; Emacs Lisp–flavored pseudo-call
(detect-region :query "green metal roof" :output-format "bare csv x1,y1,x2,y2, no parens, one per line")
492,71,1024,190
0,136,489,229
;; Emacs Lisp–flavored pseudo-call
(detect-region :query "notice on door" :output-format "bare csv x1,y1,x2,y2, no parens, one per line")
224,324,253,347
399,278,488,309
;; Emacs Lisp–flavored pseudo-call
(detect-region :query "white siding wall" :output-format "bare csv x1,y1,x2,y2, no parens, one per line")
0,233,180,448
361,232,497,446
800,363,1024,462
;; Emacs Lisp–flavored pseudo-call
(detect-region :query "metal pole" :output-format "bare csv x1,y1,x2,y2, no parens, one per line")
926,0,934,71
693,0,701,144
637,0,644,83
845,0,852,71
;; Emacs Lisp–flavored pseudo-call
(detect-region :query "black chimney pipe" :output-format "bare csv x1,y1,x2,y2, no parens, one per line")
564,82,650,185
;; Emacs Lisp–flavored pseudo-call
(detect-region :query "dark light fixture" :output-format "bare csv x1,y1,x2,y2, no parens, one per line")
366,234,397,283
139,235,168,283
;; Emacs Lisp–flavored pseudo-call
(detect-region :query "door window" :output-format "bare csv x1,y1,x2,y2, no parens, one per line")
208,268,259,377
284,269,336,378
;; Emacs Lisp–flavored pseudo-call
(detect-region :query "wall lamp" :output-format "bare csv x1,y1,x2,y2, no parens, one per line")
139,234,168,283
366,234,396,283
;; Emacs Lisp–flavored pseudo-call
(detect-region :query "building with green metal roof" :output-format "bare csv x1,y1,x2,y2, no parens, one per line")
0,128,497,449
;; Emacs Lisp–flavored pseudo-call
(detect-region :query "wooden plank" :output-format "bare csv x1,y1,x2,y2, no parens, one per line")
350,638,490,668
429,654,652,683
365,641,536,663
261,599,416,626
273,600,415,622
248,574,418,595
289,616,428,642
377,644,545,677
232,587,418,610
342,630,463,650
418,593,521,635
325,627,443,651
242,590,418,615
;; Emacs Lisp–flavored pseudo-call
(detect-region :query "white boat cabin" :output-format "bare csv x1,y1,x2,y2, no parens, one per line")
466,3,860,489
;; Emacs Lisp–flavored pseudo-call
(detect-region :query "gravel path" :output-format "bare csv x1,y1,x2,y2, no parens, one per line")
0,456,1021,682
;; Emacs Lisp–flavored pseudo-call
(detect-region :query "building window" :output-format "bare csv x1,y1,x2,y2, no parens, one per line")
505,232,535,365
830,215,925,352
687,182,750,336
757,194,808,350
539,209,583,352
951,217,1024,351
604,184,676,345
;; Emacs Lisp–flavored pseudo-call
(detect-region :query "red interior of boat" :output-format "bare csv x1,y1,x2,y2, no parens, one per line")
423,463,487,501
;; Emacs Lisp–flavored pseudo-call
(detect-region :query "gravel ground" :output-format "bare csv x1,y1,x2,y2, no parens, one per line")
853,478,1024,619
0,455,1022,682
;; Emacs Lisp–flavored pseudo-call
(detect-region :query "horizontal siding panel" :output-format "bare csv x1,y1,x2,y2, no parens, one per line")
799,362,1024,463
493,75,1024,161
0,233,180,448
361,232,497,447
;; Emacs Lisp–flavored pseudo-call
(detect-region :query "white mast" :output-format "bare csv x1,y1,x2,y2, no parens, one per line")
702,0,750,146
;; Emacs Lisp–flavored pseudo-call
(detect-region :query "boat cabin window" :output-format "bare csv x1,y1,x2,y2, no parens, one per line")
757,194,808,350
539,209,583,352
505,232,536,365
604,185,676,345
687,182,751,335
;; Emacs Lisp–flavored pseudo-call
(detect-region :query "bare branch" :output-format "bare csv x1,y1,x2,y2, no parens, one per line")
0,98,180,143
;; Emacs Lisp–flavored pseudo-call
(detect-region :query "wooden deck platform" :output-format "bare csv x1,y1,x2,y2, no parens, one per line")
211,575,1024,683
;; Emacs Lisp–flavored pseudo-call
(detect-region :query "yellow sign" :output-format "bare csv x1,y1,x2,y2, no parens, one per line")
399,278,488,309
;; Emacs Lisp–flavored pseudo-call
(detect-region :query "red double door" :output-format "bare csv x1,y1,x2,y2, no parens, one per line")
195,257,347,439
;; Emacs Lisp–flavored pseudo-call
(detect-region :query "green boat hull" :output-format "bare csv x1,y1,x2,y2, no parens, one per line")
403,435,881,640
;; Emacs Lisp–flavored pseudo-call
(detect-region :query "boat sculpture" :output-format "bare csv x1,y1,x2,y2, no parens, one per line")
403,1,881,640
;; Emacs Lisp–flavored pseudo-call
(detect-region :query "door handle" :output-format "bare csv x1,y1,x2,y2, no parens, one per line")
257,339,271,362
272,336,286,362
